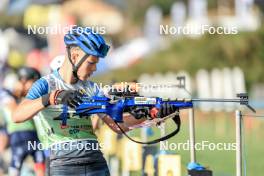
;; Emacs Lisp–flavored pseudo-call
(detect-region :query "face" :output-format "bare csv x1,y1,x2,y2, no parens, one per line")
77,55,99,81
23,79,35,95
14,79,35,98
71,47,99,81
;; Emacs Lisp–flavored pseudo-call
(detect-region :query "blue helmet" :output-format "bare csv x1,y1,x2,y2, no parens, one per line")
64,27,110,58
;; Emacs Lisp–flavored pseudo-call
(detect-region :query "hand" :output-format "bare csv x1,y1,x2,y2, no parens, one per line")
42,90,84,108
124,106,149,119
150,103,177,119
54,90,84,108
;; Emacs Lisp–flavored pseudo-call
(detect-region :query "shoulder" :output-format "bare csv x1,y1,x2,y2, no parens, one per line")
26,77,49,100
33,78,49,89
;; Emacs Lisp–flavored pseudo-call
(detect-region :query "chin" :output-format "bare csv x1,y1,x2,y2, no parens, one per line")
80,76,90,81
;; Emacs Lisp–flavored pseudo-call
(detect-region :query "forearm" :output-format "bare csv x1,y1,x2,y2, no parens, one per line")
12,98,45,123
102,115,130,134
102,114,147,134
122,113,146,127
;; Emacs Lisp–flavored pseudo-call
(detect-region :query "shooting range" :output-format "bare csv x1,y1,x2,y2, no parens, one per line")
0,0,264,176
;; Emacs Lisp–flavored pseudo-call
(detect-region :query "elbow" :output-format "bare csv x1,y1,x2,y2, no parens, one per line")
12,111,25,123
12,113,21,123
11,100,34,123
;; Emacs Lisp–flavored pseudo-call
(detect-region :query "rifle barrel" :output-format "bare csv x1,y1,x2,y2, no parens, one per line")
191,98,246,103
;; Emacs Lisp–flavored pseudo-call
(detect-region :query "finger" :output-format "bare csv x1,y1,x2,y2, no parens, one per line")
72,99,80,106
162,104,166,116
68,101,78,108
76,93,83,99
75,97,83,104
75,94,84,102
68,99,79,108
168,104,174,113
77,90,85,96
157,110,162,118
164,103,168,115
166,103,170,115
78,89,86,95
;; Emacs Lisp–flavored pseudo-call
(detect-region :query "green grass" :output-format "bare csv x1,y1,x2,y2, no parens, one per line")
127,111,264,176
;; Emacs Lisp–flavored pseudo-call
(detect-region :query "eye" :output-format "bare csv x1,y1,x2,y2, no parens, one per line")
87,61,95,65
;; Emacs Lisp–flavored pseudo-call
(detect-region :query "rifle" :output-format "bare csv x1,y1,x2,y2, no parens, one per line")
58,89,254,144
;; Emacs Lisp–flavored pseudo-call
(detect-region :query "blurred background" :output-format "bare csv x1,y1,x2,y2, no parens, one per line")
0,0,264,176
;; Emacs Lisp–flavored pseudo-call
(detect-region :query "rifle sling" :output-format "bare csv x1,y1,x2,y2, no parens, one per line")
115,114,181,145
